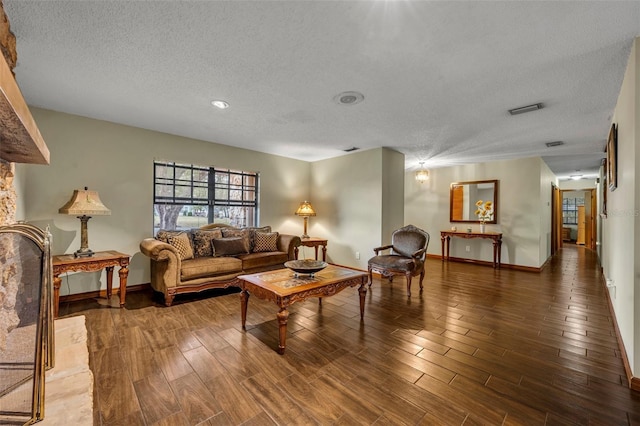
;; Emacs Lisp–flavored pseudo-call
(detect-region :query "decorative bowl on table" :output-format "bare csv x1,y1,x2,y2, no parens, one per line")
284,260,328,277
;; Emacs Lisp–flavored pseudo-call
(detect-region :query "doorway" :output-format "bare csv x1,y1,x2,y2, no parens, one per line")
560,188,597,250
551,184,561,255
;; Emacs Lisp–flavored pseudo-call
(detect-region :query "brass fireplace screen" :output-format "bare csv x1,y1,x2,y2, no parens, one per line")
0,223,54,425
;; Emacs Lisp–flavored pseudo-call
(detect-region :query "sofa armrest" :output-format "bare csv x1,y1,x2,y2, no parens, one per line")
140,238,180,262
277,234,302,260
140,238,182,293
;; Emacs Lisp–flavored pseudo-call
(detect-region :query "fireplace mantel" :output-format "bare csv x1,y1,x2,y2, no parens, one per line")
0,2,49,166
0,50,49,165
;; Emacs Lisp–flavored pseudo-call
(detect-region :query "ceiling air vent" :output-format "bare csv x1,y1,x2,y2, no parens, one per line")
333,91,364,106
343,147,360,152
545,141,564,147
509,103,543,115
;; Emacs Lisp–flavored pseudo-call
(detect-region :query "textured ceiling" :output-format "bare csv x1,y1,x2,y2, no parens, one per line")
5,1,640,180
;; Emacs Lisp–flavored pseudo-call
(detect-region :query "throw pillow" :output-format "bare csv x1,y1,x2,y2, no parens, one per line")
156,229,185,244
212,237,250,257
253,231,279,252
245,226,272,251
221,228,251,251
168,233,194,260
192,228,223,257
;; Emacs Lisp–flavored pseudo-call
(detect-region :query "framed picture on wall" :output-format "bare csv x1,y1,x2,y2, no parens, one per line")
601,157,607,218
607,123,618,191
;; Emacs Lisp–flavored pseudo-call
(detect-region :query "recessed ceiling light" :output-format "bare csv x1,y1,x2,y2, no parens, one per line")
570,175,583,180
509,103,543,115
211,100,229,109
545,141,564,147
333,91,364,106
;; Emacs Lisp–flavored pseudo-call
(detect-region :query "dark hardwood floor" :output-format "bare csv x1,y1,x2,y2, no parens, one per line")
58,245,640,425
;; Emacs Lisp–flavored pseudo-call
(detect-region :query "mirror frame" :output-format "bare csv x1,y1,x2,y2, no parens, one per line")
449,179,499,224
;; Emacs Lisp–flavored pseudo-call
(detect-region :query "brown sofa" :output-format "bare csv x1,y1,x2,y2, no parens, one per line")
140,223,301,306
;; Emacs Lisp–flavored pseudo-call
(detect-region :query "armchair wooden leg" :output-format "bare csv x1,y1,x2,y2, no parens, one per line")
419,270,425,291
405,273,412,297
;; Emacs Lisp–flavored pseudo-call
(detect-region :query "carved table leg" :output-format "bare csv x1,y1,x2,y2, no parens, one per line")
53,275,61,318
118,266,129,307
277,307,290,354
106,266,114,300
240,290,249,330
492,240,497,268
358,282,367,320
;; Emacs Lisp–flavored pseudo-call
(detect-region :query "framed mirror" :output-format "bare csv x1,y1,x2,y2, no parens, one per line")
450,179,498,223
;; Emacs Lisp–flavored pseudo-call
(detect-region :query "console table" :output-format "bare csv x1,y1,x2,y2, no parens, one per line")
295,237,328,261
440,230,502,269
52,250,130,317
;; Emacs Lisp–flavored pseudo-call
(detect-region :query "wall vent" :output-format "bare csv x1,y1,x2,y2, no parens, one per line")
509,103,543,115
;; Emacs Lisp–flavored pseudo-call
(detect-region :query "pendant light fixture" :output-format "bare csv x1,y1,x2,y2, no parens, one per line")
415,162,429,183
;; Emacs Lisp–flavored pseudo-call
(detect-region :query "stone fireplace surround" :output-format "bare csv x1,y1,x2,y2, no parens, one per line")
1,165,93,424
0,4,91,422
0,159,17,348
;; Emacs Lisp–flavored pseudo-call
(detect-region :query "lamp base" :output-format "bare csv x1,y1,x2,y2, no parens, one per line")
74,215,95,258
74,248,95,258
301,217,311,240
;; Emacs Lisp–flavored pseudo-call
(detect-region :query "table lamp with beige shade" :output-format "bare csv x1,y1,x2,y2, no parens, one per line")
58,187,111,257
295,200,316,239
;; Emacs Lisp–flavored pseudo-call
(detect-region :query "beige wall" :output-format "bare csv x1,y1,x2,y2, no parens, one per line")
21,108,309,296
381,149,406,246
604,37,639,374
309,147,404,270
405,156,554,268
539,158,556,264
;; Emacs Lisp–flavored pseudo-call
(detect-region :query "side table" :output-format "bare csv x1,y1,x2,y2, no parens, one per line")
52,250,130,317
440,230,502,268
295,237,328,261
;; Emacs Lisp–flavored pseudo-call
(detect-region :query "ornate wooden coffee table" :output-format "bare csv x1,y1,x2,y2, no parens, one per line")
238,264,368,354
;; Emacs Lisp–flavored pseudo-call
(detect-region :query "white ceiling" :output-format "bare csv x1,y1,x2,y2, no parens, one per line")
5,1,640,180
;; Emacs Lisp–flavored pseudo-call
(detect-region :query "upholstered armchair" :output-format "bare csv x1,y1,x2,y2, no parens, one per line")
368,224,430,296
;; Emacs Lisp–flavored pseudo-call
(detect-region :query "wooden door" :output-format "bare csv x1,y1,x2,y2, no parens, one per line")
588,188,596,250
577,205,586,245
551,184,561,254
